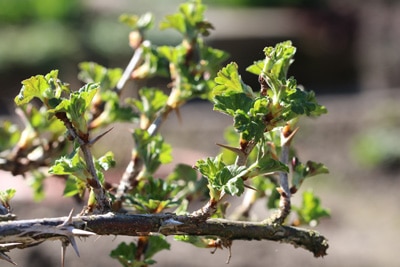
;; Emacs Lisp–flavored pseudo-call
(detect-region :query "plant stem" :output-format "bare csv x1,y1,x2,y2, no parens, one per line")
55,112,110,214
114,43,147,94
0,213,329,258
271,125,298,224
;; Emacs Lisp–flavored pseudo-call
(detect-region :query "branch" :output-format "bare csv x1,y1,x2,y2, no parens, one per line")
271,126,299,224
0,212,328,259
55,112,111,214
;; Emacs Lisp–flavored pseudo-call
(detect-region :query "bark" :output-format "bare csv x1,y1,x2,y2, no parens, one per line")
0,212,328,258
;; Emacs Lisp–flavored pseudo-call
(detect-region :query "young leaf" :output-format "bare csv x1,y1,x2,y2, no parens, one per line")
213,93,253,117
294,190,330,226
110,242,137,267
159,0,212,38
96,151,116,171
263,41,296,83
49,148,88,182
78,62,122,91
292,160,329,190
48,83,98,134
63,176,86,198
0,121,20,151
0,188,16,210
213,62,254,98
27,170,46,202
248,157,289,178
15,70,69,107
246,60,264,76
233,109,266,142
120,12,154,31
144,236,170,260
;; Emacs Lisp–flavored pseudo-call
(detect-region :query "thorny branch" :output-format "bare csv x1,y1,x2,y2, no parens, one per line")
0,212,328,264
54,113,111,214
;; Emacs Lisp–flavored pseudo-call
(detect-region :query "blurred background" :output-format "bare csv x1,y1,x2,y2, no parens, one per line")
1,0,400,266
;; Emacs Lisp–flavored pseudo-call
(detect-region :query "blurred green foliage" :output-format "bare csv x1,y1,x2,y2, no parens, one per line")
0,0,131,72
352,103,400,172
0,0,81,23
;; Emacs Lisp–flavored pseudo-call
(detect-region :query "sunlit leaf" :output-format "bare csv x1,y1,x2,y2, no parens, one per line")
294,190,330,226
78,62,122,91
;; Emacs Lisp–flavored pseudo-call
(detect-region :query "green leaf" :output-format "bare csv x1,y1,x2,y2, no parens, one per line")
167,164,198,183
195,155,225,183
213,93,253,117
248,157,289,178
27,170,46,202
120,12,154,31
246,60,264,76
48,83,98,134
78,62,122,91
196,156,247,197
0,188,16,209
223,175,244,196
294,190,330,226
263,40,296,83
132,129,172,174
213,62,253,98
283,88,327,118
145,235,170,260
129,87,168,125
63,176,87,198
174,235,218,248
159,0,212,38
0,121,20,151
233,110,266,142
292,161,329,190
49,148,88,182
110,242,137,267
96,151,116,171
128,176,180,213
15,70,69,106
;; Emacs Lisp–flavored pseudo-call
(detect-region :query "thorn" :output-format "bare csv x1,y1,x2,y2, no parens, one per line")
243,184,258,191
56,209,96,260
216,144,245,157
89,127,113,146
0,243,22,248
226,245,232,264
174,107,182,124
0,251,17,265
281,127,299,146
57,209,74,228
69,235,80,257
61,240,68,267
159,218,183,232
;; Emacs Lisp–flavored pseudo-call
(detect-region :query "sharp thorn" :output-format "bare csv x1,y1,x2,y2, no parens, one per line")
61,241,67,267
243,184,258,191
281,127,299,146
216,144,245,156
89,127,114,145
0,251,17,265
58,209,74,228
69,236,80,257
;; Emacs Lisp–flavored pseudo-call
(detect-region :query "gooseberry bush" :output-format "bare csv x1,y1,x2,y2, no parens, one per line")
0,0,329,265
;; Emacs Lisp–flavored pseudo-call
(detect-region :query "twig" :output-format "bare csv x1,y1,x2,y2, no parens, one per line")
55,112,110,214
114,105,173,210
0,212,329,259
271,126,299,224
114,42,147,94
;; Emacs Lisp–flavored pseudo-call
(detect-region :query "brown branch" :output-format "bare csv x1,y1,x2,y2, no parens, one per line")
0,213,328,258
